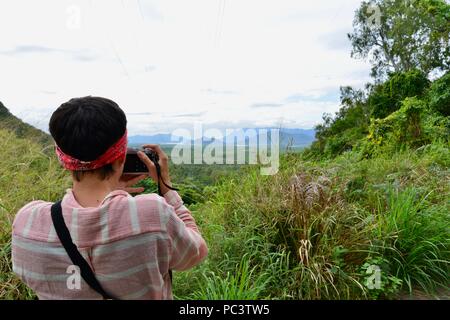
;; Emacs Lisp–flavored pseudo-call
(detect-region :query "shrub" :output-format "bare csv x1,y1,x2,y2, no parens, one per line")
427,71,450,116
367,70,430,119
365,97,429,153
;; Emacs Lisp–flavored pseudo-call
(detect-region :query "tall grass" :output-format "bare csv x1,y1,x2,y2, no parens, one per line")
374,187,449,294
0,129,70,299
187,253,273,300
173,141,449,300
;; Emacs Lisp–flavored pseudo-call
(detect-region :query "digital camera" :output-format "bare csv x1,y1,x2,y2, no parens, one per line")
123,148,159,174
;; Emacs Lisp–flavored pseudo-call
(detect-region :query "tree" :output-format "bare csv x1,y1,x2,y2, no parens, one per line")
367,69,430,118
348,0,450,80
428,71,450,116
310,86,371,157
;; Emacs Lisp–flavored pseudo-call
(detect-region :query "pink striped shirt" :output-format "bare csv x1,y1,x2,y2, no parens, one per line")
11,189,208,300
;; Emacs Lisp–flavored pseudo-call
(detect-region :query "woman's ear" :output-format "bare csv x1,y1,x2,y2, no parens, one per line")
119,154,126,165
112,155,126,171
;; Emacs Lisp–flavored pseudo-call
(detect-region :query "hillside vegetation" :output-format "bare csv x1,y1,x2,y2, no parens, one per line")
0,129,70,299
0,102,52,146
0,0,448,300
173,142,449,299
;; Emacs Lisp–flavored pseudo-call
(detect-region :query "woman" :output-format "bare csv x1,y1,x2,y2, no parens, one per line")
11,96,208,299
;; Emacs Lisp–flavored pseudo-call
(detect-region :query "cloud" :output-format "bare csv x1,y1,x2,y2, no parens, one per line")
171,112,207,118
144,65,157,72
0,45,60,55
73,53,98,62
0,45,99,62
284,89,341,104
126,112,155,116
318,28,352,51
250,103,284,109
203,88,239,95
137,0,164,21
41,90,58,95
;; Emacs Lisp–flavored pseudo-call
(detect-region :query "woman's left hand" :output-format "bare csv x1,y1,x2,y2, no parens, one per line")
117,174,148,194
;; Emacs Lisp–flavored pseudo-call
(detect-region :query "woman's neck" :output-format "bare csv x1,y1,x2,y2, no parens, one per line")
72,176,118,208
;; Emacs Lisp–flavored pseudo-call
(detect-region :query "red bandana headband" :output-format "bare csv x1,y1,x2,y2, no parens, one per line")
55,130,128,171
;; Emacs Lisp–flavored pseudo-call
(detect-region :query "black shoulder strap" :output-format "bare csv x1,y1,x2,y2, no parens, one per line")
50,201,118,300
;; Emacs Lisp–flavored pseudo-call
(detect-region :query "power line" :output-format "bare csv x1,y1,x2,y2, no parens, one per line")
110,39,131,78
136,0,145,22
214,0,226,48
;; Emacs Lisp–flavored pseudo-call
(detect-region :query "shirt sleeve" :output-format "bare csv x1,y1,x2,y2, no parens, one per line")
162,190,208,271
12,200,48,237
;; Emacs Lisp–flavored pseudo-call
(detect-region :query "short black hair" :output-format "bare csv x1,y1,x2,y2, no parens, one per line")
49,96,127,181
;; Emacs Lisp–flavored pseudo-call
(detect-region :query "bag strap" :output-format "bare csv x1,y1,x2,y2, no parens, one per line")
50,201,118,300
152,158,175,282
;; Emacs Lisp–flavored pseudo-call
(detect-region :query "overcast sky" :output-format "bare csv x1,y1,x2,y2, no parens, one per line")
0,0,371,135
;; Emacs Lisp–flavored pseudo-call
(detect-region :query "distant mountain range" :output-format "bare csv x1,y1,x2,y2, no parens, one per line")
0,102,316,150
129,128,316,149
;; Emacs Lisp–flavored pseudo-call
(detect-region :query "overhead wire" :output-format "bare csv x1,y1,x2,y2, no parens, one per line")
214,0,226,48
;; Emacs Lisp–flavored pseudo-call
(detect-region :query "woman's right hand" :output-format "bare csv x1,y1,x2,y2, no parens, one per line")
137,144,173,195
